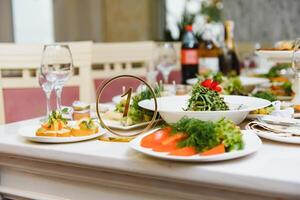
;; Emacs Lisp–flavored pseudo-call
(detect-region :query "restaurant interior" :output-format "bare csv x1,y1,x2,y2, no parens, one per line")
0,0,299,200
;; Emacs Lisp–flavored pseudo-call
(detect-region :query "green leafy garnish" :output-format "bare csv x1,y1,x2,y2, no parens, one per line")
263,63,291,78
171,117,243,152
253,91,277,102
79,118,96,130
282,81,293,96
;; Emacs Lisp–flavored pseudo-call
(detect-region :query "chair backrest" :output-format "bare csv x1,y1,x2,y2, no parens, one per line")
92,41,156,101
0,41,92,124
92,41,156,78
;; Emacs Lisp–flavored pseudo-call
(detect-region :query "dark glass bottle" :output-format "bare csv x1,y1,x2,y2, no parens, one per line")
181,25,199,84
218,21,240,75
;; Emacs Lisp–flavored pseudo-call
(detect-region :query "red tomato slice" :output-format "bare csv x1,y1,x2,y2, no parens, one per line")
169,147,197,156
140,128,171,148
200,143,225,156
152,143,178,152
161,133,187,146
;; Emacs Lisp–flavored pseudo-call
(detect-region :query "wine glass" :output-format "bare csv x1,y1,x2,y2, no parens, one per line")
155,43,177,84
38,72,54,121
291,38,300,104
41,44,73,111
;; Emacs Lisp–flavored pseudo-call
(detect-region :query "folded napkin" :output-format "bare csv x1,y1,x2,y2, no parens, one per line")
246,121,300,137
270,101,294,118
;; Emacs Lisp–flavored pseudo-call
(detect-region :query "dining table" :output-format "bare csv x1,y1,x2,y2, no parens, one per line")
0,117,299,200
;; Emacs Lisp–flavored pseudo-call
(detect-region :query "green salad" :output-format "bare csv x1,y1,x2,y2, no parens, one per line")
115,85,162,125
187,83,229,111
171,117,244,152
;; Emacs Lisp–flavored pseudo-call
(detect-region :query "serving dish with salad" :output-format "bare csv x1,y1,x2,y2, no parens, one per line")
139,79,271,124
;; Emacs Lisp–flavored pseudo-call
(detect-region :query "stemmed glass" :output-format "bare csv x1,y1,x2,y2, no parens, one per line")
291,38,300,104
155,43,177,84
38,72,54,120
41,44,73,111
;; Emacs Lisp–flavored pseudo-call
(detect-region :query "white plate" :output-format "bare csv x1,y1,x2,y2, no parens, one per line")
276,96,293,101
255,50,293,62
245,125,300,144
247,114,267,120
186,76,269,87
101,119,160,130
130,130,261,162
18,125,106,143
139,95,271,124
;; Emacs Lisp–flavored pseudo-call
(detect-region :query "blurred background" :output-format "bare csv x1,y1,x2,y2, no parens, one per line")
0,0,299,44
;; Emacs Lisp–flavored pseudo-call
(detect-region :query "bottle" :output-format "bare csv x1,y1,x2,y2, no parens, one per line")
198,29,221,73
219,20,240,75
181,25,199,84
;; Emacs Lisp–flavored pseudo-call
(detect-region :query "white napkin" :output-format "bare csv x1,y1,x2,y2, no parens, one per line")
270,101,294,118
246,121,300,137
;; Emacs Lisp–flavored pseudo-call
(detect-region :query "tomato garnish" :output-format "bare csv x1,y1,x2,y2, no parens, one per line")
200,79,222,92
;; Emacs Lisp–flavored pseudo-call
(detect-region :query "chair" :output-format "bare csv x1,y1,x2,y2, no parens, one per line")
0,41,92,124
92,41,156,102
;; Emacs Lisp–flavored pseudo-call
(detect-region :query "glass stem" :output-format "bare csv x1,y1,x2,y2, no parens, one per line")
162,72,169,84
45,91,52,117
55,87,62,111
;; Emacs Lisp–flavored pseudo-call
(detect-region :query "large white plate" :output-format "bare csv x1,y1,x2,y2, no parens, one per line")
18,125,106,143
186,76,269,87
255,50,293,62
139,95,271,124
130,130,261,162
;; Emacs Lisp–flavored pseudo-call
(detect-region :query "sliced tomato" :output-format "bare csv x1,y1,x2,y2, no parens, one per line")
200,143,225,156
141,129,170,148
161,133,187,146
152,143,178,152
169,147,197,156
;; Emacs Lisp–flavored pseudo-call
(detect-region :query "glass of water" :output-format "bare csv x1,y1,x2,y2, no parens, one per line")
41,44,73,111
155,43,177,84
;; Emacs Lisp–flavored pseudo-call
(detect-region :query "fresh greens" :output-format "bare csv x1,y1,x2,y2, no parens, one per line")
171,117,243,152
282,81,293,96
223,77,245,95
253,91,277,102
187,84,229,111
263,63,291,78
115,85,163,125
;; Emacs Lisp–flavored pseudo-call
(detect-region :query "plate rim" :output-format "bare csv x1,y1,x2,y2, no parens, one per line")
138,95,271,113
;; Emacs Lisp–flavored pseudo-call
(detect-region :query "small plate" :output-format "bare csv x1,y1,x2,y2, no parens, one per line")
101,119,161,130
130,130,261,162
276,96,293,101
247,114,267,120
18,125,106,143
255,50,293,62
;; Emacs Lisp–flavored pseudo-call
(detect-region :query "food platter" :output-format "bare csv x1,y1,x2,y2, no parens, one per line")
255,49,293,62
18,124,106,143
139,95,271,124
130,130,261,162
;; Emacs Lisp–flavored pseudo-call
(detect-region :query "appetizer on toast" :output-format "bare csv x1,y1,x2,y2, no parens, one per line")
36,111,71,137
